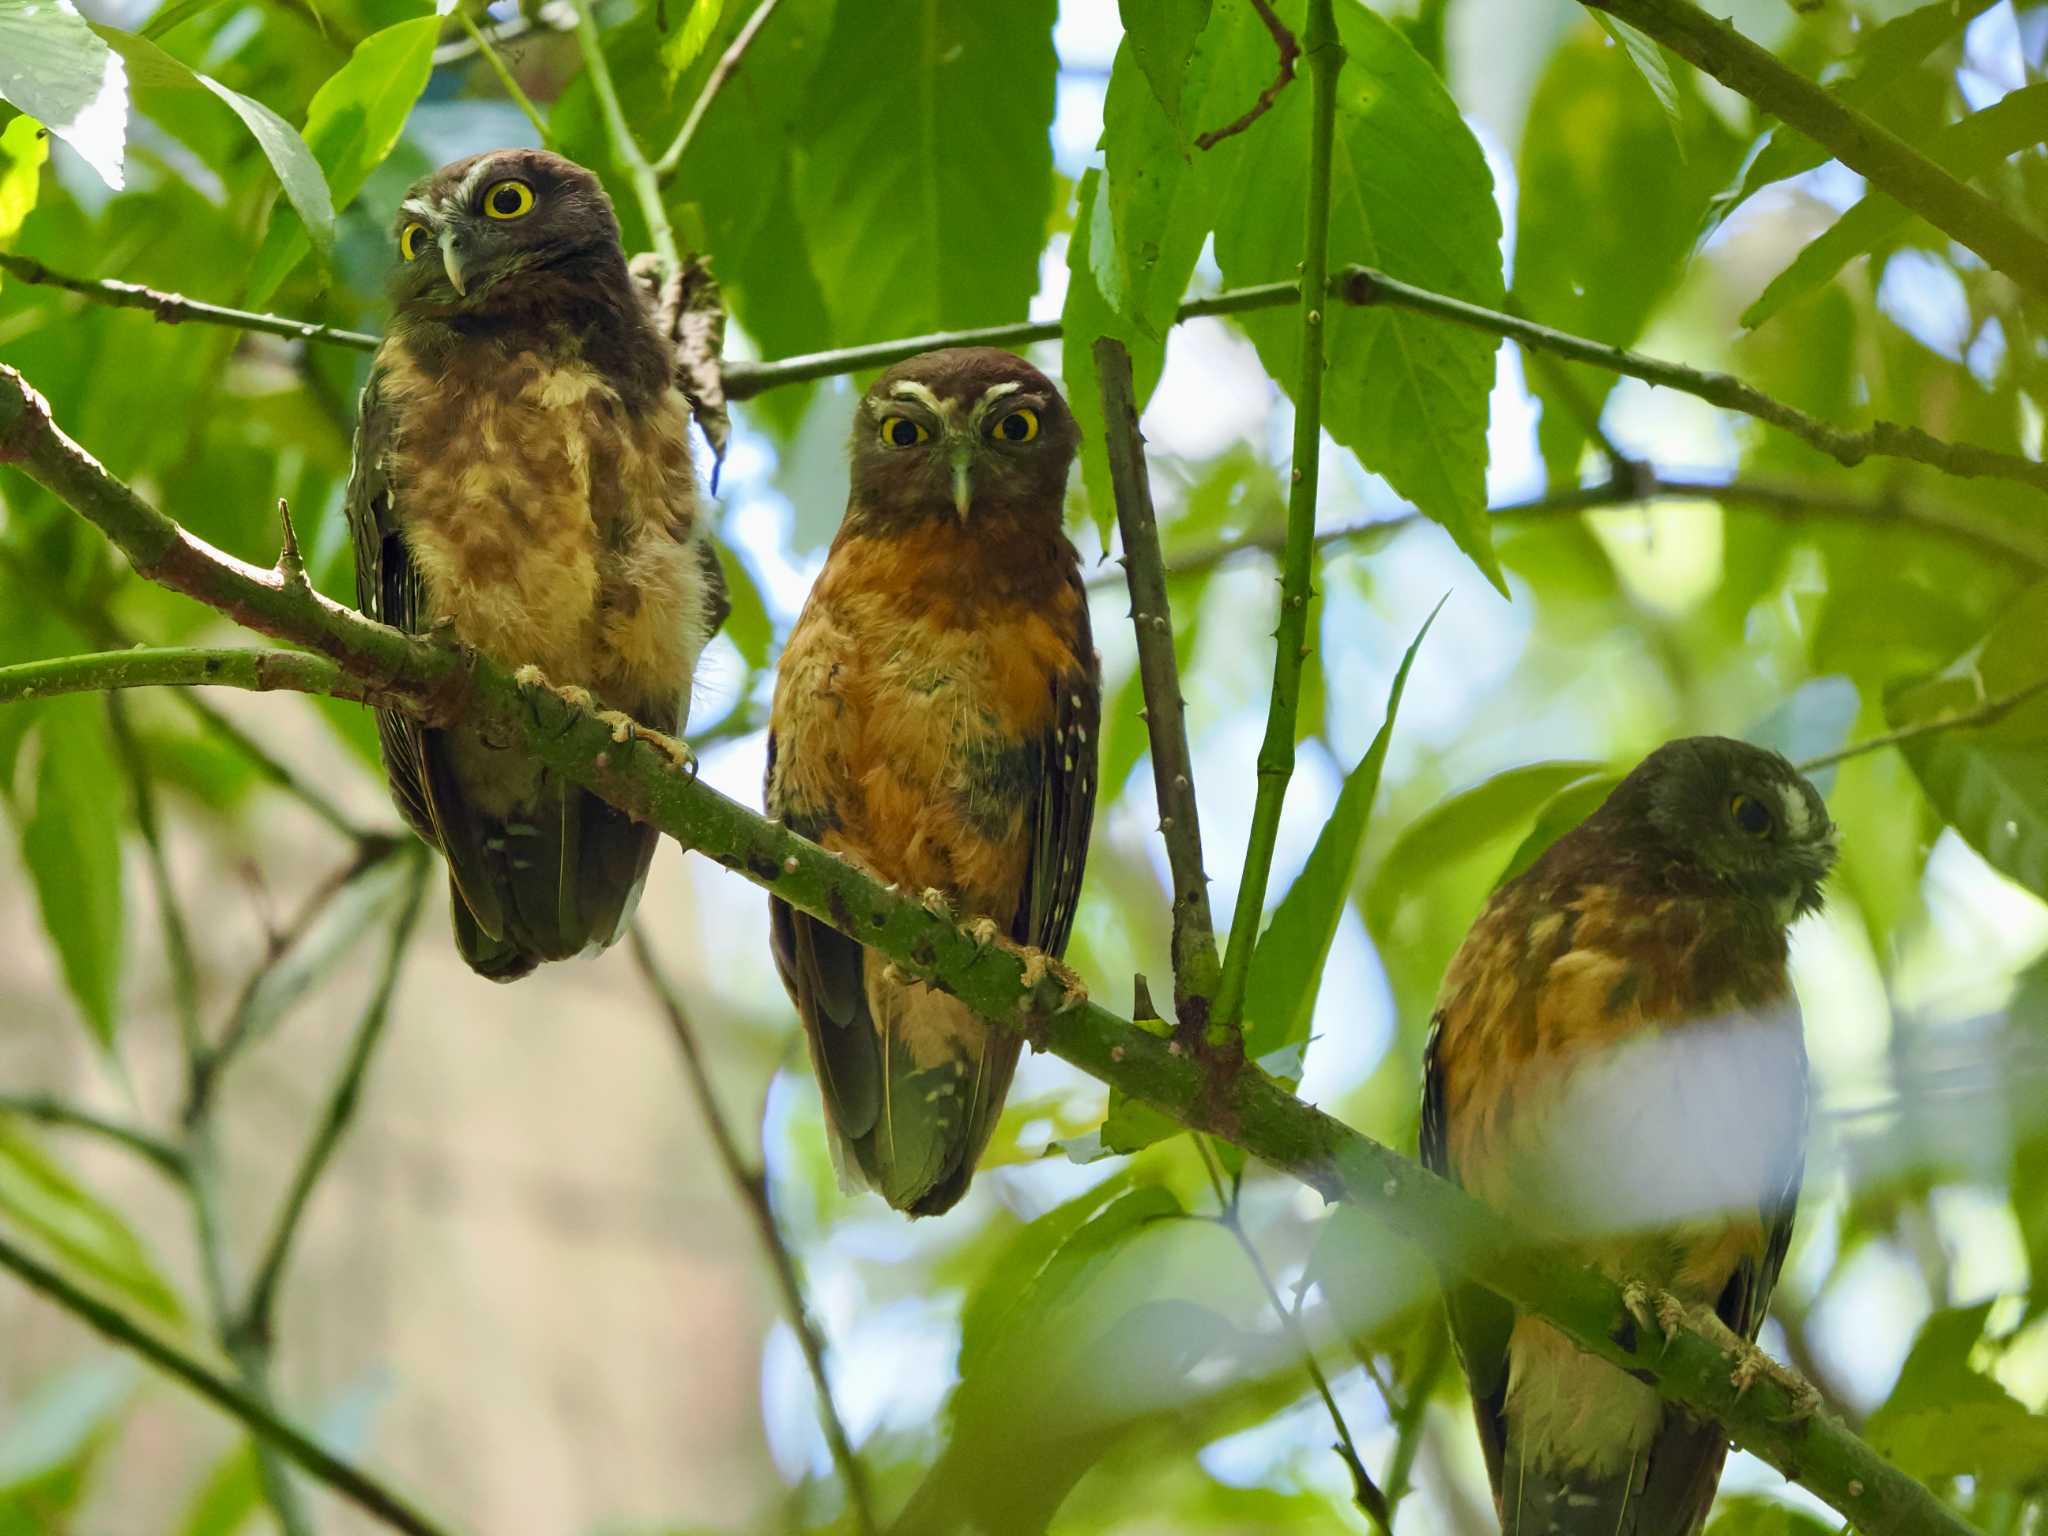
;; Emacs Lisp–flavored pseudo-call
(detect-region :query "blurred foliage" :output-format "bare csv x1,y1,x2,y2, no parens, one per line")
1,0,2047,1531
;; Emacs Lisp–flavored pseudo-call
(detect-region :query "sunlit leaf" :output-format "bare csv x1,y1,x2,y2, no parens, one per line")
1117,0,1211,128
1211,0,1504,589
0,1127,182,1320
0,113,47,255
659,0,724,86
1702,1494,1836,1536
0,0,125,188
1866,1302,2048,1484
1244,598,1440,1073
97,28,334,253
11,695,124,1045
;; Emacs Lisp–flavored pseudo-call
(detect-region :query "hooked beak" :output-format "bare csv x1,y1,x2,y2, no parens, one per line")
950,457,973,522
439,227,468,297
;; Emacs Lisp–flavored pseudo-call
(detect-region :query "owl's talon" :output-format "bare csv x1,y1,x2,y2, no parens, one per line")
596,709,640,746
966,915,1002,953
1729,1343,1823,1419
921,888,954,921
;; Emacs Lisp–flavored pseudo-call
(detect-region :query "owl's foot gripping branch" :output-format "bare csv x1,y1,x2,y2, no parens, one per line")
0,360,1984,1536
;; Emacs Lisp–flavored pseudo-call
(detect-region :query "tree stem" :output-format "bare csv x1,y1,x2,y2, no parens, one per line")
1213,0,1343,1032
571,0,679,275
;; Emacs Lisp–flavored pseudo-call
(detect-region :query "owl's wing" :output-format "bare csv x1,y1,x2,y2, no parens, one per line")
1419,1009,1514,1497
344,362,435,845
1016,575,1098,955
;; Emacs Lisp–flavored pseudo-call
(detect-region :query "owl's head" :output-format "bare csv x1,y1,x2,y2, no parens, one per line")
387,150,625,313
1609,736,1838,924
848,349,1080,527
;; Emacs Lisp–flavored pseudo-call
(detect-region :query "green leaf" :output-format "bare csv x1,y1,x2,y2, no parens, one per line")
0,1358,136,1532
1497,770,1623,887
244,15,439,303
1702,1495,1836,1536
1743,82,2048,330
1244,598,1441,1072
794,0,1054,347
1866,1303,2048,1485
1117,0,1212,128
0,1127,182,1320
956,1171,1135,1383
0,112,47,253
95,28,334,256
1589,13,1682,147
1101,27,1225,341
1364,759,1605,935
0,0,126,188
660,0,724,85
174,1442,261,1536
1211,0,1504,589
710,535,771,669
1063,166,1163,547
12,695,124,1046
1704,0,1999,237
1892,580,2048,899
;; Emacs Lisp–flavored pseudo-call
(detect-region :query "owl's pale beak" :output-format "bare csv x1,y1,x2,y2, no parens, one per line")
951,461,974,521
439,228,468,297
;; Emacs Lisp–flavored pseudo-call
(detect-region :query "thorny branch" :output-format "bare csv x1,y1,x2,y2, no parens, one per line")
628,926,877,1536
0,358,1987,1536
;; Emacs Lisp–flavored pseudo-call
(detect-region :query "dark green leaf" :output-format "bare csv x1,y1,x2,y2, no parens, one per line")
97,28,334,253
1892,580,2048,899
1117,0,1212,128
1211,0,1504,588
245,15,439,302
1365,760,1605,935
1743,83,2048,329
709,535,771,669
0,1127,182,1320
13,695,125,1045
794,0,1054,346
1244,598,1441,1072
0,0,126,187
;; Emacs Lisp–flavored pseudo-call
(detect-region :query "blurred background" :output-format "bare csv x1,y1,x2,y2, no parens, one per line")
2,0,2047,1531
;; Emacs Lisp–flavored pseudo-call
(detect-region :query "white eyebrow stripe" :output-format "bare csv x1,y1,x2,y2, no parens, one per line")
452,155,502,210
969,379,1024,424
888,380,949,418
401,198,436,223
1778,782,1809,838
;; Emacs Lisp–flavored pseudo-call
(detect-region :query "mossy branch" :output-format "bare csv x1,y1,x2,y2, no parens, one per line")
0,361,1984,1536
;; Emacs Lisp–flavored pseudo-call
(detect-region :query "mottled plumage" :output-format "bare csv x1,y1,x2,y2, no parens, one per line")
1421,737,1837,1536
767,349,1097,1216
346,150,725,979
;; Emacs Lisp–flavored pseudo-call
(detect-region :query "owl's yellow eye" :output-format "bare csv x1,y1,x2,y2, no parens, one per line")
399,222,429,261
992,408,1039,443
879,416,929,448
483,180,535,220
1730,792,1773,837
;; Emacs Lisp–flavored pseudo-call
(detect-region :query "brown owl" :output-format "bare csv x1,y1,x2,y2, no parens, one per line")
766,348,1099,1215
345,149,726,980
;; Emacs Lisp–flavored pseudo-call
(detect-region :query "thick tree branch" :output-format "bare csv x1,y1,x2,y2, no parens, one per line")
628,926,876,1536
0,363,1985,1536
0,1229,456,1536
1583,0,2048,298
1213,0,1343,1034
653,0,785,182
1094,339,1222,1016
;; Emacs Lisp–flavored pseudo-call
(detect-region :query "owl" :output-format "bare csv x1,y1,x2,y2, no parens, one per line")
345,149,726,980
766,348,1099,1215
1421,737,1837,1534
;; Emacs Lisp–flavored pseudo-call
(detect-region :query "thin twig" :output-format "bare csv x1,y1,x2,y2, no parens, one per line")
0,646,377,707
572,0,680,275
1584,0,2048,297
628,926,877,1536
0,359,1989,1536
1193,1138,1389,1531
1094,338,1222,1016
1194,0,1301,151
240,860,428,1350
1797,673,2048,773
0,1229,457,1536
1381,1320,1450,1521
457,6,555,148
1213,0,1344,1032
0,252,380,350
653,0,784,181
106,694,204,1060
0,1095,187,1182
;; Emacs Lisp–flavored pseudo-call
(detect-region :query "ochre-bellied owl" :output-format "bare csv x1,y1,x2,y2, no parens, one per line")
766,349,1099,1216
345,149,725,980
1421,737,1837,1535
